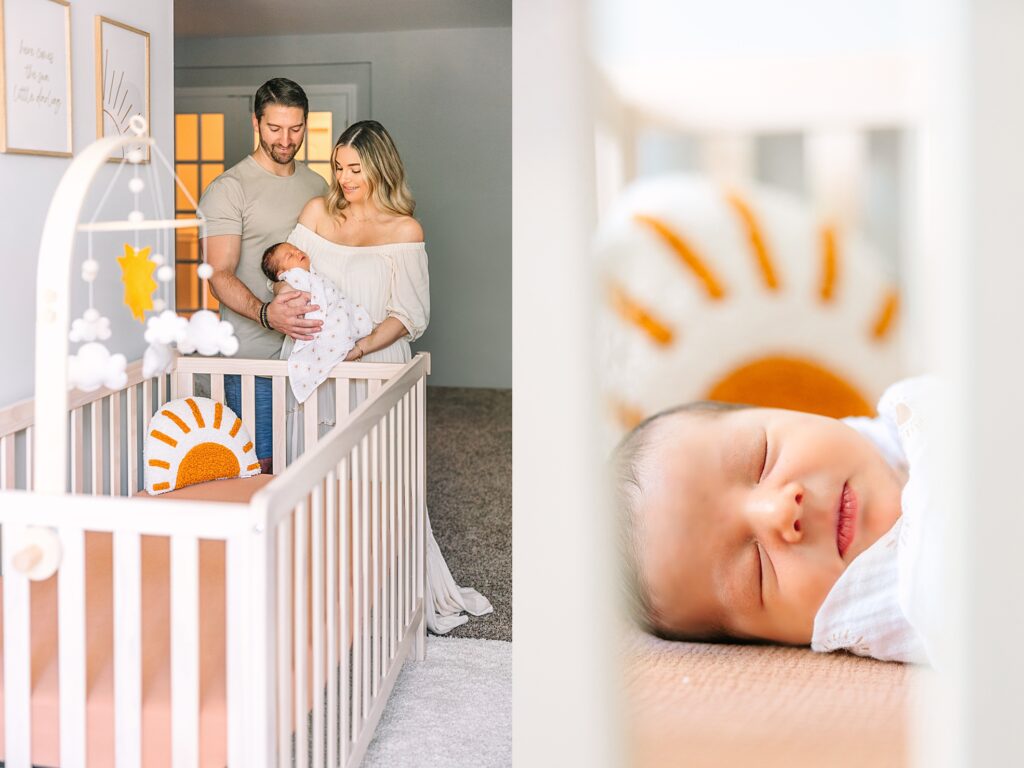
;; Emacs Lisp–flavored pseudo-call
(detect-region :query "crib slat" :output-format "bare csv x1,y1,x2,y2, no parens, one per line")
336,377,350,424
805,129,868,229
276,517,294,768
371,422,381,695
273,376,286,472
170,370,185,400
3,550,32,767
379,414,389,667
404,394,412,626
340,455,352,760
128,384,140,493
305,387,320,451
91,402,103,495
312,481,326,768
326,468,339,768
295,499,310,768
397,397,405,630
71,406,85,493
368,378,382,398
388,407,398,658
0,433,15,490
242,375,256,440
415,378,426,659
110,391,122,496
59,527,87,767
360,434,371,716
171,535,200,768
212,373,225,404
352,445,363,740
226,533,248,768
114,530,142,766
25,426,34,491
159,371,169,406
143,378,154,421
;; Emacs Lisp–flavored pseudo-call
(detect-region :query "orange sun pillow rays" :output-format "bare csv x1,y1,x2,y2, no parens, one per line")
144,397,260,495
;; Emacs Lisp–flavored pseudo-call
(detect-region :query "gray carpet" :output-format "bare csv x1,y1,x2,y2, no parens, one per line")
363,636,513,767
425,386,511,642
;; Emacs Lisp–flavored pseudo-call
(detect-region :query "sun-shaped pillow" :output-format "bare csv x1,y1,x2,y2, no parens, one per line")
144,397,260,495
597,173,905,436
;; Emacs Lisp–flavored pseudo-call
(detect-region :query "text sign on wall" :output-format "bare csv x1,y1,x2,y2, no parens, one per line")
0,0,73,156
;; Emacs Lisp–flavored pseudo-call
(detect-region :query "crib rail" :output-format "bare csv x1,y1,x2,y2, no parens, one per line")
171,357,406,475
0,359,170,495
0,353,430,768
243,352,429,767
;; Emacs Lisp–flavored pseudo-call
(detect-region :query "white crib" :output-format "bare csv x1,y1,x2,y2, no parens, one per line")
0,353,429,767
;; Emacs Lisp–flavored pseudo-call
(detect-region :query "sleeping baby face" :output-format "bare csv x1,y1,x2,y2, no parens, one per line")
272,243,310,275
628,406,905,645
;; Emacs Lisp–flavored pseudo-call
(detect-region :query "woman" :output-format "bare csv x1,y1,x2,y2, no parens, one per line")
283,120,492,634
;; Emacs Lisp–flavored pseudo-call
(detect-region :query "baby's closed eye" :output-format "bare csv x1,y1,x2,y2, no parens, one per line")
755,429,769,482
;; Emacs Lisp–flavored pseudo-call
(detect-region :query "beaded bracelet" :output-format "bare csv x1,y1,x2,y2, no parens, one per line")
259,302,271,330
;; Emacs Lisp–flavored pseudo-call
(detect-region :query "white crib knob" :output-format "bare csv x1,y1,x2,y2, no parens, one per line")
6,526,62,581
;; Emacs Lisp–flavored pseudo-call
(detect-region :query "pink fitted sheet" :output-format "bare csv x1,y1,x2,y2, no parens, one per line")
0,475,274,767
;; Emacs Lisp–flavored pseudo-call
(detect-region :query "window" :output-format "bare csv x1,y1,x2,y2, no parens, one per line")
174,112,223,315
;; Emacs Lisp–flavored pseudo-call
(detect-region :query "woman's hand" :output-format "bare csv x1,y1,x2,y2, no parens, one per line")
343,318,408,361
345,338,367,361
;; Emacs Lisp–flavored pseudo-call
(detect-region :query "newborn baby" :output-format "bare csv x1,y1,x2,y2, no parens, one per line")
616,377,941,664
262,242,372,403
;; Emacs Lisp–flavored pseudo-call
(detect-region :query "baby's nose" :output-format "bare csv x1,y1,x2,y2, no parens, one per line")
748,482,804,544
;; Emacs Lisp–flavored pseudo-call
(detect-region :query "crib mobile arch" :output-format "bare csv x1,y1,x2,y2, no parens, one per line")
35,115,219,497
3,116,430,768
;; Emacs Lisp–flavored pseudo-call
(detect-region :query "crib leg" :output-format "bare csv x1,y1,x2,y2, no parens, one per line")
415,615,426,661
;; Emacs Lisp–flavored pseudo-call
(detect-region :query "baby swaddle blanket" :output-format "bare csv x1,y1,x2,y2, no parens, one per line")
812,377,946,665
282,266,373,403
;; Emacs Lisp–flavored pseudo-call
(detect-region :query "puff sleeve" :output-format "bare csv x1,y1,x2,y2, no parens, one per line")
385,244,430,342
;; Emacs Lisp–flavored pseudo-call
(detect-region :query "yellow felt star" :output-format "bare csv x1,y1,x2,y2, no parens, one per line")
117,244,157,322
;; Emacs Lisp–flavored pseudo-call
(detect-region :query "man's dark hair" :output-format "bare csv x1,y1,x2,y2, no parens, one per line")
254,78,309,120
261,242,286,283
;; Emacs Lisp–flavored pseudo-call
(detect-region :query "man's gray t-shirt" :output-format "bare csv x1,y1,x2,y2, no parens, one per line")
199,156,328,359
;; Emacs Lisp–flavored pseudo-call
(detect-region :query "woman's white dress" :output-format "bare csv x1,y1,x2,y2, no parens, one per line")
284,222,493,634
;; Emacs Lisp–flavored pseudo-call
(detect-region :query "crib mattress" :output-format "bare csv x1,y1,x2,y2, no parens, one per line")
0,475,273,768
625,628,914,768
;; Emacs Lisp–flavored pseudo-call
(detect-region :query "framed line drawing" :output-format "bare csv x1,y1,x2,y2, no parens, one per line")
0,0,73,157
95,15,149,161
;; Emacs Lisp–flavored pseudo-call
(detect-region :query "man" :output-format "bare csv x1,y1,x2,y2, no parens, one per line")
199,78,328,473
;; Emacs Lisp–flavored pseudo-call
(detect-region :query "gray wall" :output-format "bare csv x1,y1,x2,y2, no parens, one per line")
0,0,175,408
175,27,512,389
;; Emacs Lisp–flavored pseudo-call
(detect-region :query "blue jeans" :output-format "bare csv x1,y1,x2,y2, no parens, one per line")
224,375,273,460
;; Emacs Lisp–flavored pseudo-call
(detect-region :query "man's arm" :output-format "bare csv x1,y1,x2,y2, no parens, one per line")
204,234,261,320
203,234,323,341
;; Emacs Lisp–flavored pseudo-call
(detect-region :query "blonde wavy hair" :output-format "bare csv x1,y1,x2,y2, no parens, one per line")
325,120,415,219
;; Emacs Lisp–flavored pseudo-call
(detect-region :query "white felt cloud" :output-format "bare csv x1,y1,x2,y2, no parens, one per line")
177,310,238,357
144,310,189,346
69,342,127,392
143,341,177,378
69,308,111,343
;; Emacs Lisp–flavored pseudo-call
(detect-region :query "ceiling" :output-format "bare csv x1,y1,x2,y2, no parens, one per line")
175,0,512,38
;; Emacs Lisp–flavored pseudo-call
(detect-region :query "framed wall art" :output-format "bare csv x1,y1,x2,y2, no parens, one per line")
95,15,149,161
0,0,73,157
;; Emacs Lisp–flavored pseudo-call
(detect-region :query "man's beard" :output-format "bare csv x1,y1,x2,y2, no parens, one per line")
259,134,300,165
